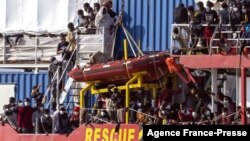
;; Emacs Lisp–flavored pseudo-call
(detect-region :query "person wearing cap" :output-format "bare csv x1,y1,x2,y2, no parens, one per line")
32,104,44,133
2,104,18,131
83,3,93,17
230,2,245,37
202,1,219,24
196,1,206,17
76,9,89,32
69,106,80,130
18,98,34,133
7,97,18,119
219,2,230,25
202,1,219,49
41,109,52,134
48,56,63,107
93,3,101,15
57,33,69,57
54,107,70,134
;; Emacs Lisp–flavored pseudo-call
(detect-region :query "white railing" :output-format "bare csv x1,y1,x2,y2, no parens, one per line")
171,24,250,55
45,27,116,110
0,34,59,67
0,27,115,68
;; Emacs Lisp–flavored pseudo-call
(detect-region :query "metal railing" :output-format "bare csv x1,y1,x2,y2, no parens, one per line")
171,23,249,55
0,35,59,66
45,27,117,109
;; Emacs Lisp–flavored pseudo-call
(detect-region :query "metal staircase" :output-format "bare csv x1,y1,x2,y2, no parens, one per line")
44,28,114,111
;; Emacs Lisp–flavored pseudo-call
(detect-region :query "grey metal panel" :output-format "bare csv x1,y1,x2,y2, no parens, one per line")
113,0,195,52
0,71,94,111
0,72,48,106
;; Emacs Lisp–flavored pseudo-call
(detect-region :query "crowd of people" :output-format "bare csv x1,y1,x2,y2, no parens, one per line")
0,0,120,47
2,0,250,136
1,80,250,135
48,0,121,108
0,96,80,134
0,1,122,134
87,82,250,125
173,0,250,55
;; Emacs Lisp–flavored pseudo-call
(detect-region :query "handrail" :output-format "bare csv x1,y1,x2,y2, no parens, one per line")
0,35,60,66
46,45,78,108
172,23,243,27
209,26,219,55
171,23,247,54
45,37,78,108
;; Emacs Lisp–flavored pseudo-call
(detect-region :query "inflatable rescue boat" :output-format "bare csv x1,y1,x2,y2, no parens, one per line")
68,52,170,83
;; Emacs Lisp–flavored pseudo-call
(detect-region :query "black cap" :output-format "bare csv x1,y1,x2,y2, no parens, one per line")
188,6,195,11
221,2,228,8
94,3,100,8
60,107,66,111
50,56,56,63
9,97,15,103
206,1,214,7
24,98,30,102
179,3,184,7
83,3,90,7
197,1,204,7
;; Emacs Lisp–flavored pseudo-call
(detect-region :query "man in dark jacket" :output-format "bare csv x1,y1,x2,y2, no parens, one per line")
54,107,70,134
18,98,34,133
48,57,63,106
32,104,43,134
174,3,189,37
2,104,18,130
41,109,52,134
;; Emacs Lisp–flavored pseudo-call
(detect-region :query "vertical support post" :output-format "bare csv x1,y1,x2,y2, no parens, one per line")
3,35,6,64
80,83,93,108
211,69,218,113
241,67,247,125
125,84,130,124
80,88,86,109
152,88,157,99
56,67,60,110
124,39,128,60
236,68,240,109
75,34,79,65
170,25,173,55
125,75,139,124
35,35,38,64
223,74,227,98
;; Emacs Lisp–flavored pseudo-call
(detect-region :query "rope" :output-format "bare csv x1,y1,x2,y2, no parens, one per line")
152,54,162,88
121,25,137,57
111,26,119,60
122,25,144,56
88,114,110,123
128,108,157,119
125,61,132,79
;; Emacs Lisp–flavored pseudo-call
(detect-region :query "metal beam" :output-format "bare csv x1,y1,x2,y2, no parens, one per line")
179,55,250,68
211,69,218,113
0,64,49,68
241,67,247,125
